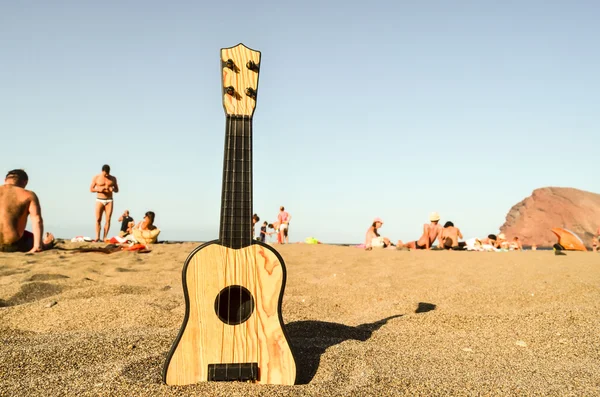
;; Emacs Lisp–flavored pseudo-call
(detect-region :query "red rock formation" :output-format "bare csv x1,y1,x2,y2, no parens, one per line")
499,187,600,248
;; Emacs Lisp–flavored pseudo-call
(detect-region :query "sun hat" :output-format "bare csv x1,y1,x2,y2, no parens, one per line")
498,233,506,240
373,217,383,224
429,212,440,222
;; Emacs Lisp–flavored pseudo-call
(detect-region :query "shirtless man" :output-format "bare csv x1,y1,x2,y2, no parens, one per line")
278,206,291,244
90,164,119,242
397,212,443,250
0,169,55,253
440,221,464,249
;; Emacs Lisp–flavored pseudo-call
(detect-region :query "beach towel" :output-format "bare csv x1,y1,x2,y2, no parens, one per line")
108,236,128,244
71,236,93,242
56,243,151,254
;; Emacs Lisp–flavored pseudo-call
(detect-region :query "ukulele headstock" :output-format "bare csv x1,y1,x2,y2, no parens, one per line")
221,43,261,117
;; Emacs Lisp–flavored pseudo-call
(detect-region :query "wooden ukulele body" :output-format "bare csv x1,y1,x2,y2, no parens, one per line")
163,240,296,385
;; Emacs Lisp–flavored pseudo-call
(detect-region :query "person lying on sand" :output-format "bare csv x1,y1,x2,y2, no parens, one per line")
479,234,498,247
397,212,443,250
0,169,55,253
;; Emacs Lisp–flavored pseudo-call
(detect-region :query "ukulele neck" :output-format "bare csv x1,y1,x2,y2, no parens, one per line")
219,114,254,249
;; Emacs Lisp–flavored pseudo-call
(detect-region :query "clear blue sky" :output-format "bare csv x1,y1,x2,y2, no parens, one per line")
2,1,599,243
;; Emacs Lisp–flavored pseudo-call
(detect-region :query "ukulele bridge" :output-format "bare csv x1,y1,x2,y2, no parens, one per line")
207,362,259,382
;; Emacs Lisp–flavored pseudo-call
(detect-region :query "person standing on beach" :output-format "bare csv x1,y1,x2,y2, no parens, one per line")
397,212,443,250
594,226,599,253
278,206,291,244
0,169,55,253
259,221,268,243
89,164,119,242
252,214,260,239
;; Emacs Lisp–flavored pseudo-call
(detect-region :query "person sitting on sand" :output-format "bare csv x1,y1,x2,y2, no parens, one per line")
397,212,443,250
365,217,385,250
118,210,134,237
440,221,465,250
495,233,510,249
134,211,157,231
510,236,523,251
132,211,160,244
0,169,55,253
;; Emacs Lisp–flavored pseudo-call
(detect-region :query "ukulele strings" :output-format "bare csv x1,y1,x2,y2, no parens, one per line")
219,113,232,373
249,115,259,382
229,113,238,375
235,113,246,372
241,113,246,381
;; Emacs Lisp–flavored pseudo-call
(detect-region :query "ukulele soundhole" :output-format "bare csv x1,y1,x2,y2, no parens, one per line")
214,285,255,325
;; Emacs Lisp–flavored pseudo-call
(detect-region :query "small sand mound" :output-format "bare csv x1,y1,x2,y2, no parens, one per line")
27,273,70,282
0,267,29,277
114,267,138,273
3,282,64,306
119,354,167,385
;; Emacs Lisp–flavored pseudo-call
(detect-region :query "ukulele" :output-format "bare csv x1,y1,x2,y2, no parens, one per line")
162,43,297,386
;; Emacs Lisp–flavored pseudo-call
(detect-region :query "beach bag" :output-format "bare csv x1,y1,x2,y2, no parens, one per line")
305,237,319,244
133,228,161,244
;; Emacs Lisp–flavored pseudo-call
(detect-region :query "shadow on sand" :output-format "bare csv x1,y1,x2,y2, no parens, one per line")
286,314,404,384
415,302,437,313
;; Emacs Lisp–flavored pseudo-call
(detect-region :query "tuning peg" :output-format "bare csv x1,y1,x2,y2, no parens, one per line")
245,88,257,99
246,60,259,72
225,86,235,96
224,59,235,70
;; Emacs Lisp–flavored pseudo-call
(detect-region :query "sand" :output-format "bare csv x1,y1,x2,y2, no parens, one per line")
1,242,599,396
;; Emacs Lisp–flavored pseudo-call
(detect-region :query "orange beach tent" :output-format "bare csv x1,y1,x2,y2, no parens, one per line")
550,228,587,251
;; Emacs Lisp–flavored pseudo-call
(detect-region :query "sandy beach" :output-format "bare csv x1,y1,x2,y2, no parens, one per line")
1,242,599,396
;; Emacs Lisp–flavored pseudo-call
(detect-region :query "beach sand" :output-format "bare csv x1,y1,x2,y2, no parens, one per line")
1,242,599,396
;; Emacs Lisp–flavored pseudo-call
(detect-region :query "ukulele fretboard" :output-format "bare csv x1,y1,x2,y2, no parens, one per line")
219,115,253,249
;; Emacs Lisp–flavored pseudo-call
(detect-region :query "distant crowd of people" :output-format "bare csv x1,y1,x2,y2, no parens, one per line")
252,206,292,244
2,166,599,254
364,212,525,251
